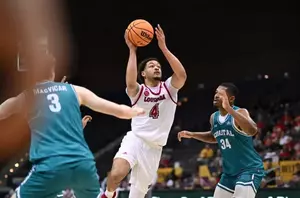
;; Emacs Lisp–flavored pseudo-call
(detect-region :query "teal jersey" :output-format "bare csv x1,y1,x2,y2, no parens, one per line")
211,106,264,176
26,81,94,169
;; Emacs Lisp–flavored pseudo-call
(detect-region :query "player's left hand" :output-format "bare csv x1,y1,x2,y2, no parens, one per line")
82,115,92,128
61,76,68,83
63,189,75,198
219,90,231,111
155,24,167,51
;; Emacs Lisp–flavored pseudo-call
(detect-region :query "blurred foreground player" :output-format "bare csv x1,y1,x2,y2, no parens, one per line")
0,0,70,91
178,83,265,198
103,25,187,198
0,52,145,198
0,0,70,162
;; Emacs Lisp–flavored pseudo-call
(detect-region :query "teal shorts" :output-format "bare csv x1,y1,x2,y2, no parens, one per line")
16,160,100,198
217,169,265,194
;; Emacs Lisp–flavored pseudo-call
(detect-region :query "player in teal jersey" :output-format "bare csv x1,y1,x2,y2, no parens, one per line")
178,83,265,198
0,52,145,198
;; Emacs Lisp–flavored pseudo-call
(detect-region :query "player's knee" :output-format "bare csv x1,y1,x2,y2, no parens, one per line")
110,158,130,183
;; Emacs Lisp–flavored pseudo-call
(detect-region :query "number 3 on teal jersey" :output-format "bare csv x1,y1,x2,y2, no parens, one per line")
220,138,232,149
47,93,61,112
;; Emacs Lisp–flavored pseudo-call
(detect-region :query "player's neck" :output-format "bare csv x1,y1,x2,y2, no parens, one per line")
38,78,53,84
219,104,233,116
219,108,228,116
145,80,160,87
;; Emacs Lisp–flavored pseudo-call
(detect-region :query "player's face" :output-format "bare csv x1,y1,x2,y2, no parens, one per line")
213,86,228,108
143,60,162,81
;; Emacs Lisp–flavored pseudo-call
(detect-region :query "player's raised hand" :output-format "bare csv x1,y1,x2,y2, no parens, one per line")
218,90,231,110
63,189,75,198
82,115,92,129
124,30,137,51
61,76,68,83
155,24,167,51
177,130,193,142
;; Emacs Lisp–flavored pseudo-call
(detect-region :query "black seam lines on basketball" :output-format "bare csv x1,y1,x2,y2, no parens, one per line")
131,28,149,44
132,26,154,35
128,30,138,46
127,21,145,32
132,21,146,27
127,23,138,46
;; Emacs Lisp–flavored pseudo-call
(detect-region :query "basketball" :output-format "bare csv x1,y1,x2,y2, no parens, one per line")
126,19,154,47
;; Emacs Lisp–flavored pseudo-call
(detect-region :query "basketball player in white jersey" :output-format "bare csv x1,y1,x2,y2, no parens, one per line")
102,25,187,198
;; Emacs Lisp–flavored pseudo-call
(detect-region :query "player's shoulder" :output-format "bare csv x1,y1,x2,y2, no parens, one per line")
210,111,219,117
209,112,218,122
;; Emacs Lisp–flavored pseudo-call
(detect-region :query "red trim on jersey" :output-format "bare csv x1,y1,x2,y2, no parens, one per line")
163,82,177,104
131,85,144,106
144,83,162,95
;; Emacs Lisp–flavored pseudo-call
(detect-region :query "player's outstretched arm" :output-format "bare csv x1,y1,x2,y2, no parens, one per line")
155,24,187,90
177,114,217,143
74,85,144,119
178,131,217,143
0,94,25,120
124,31,140,97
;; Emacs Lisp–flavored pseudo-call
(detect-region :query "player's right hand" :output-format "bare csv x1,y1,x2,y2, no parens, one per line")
124,30,137,50
177,130,193,142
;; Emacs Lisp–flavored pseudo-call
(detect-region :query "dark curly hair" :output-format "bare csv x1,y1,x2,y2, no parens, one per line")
137,57,160,83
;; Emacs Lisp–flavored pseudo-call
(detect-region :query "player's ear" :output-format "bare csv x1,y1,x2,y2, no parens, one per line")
141,71,146,78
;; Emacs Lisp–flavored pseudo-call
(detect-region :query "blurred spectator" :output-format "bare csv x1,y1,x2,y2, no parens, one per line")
253,135,264,152
197,144,214,165
261,159,278,188
287,173,300,188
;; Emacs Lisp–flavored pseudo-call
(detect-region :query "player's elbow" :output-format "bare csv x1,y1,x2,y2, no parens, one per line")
181,70,187,80
247,125,258,136
177,71,187,82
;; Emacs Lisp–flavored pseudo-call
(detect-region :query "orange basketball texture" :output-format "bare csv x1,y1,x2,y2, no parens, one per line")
127,19,154,47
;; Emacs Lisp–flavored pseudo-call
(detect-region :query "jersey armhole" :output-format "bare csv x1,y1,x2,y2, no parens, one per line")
131,85,144,106
163,82,177,104
70,84,81,106
210,113,215,131
232,117,252,137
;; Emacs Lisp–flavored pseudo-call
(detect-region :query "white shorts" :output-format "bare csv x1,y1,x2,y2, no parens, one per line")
114,132,162,193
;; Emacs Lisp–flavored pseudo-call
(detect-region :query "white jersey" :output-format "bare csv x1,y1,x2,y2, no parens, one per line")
127,77,178,146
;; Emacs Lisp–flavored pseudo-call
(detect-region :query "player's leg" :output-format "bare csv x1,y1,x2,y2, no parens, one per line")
232,185,255,198
128,185,147,198
213,186,233,198
15,166,72,198
71,161,101,198
233,170,264,198
214,173,235,198
128,143,162,198
104,132,138,198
